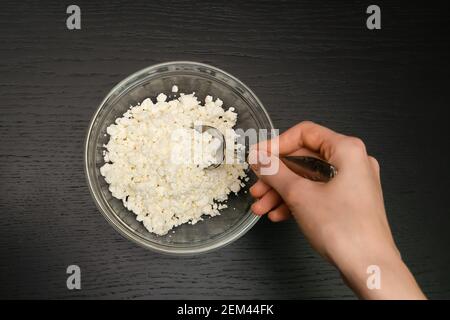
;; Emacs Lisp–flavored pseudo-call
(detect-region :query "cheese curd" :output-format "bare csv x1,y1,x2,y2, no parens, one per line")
100,91,248,235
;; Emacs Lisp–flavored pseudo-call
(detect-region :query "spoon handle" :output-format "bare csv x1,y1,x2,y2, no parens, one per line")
281,156,337,182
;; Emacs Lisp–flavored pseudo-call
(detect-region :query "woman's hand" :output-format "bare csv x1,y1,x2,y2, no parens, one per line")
248,121,425,299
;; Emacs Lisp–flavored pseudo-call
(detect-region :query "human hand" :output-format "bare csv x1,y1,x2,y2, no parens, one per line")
248,121,425,299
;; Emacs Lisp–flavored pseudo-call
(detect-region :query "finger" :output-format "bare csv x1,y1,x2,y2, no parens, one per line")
368,156,380,180
248,149,315,200
249,179,272,198
256,121,343,163
268,203,291,222
251,189,283,215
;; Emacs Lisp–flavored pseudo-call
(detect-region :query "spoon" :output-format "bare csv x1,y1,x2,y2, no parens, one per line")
195,125,337,182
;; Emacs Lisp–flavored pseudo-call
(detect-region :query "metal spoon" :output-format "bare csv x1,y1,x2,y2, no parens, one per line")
195,125,337,182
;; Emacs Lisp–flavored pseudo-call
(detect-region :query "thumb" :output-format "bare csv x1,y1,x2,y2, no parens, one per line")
248,149,312,200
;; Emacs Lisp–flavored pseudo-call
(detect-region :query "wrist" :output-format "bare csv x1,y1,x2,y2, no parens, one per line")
335,246,425,299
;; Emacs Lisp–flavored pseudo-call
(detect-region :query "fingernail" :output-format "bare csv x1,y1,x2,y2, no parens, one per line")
251,202,264,215
248,149,260,172
258,150,271,166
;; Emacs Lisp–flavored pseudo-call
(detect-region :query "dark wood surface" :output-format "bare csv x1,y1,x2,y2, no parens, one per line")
1,0,449,299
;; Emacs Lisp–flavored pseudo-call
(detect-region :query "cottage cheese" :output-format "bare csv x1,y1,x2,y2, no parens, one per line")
100,91,248,235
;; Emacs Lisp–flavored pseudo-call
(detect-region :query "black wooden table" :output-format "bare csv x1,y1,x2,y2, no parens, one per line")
1,0,449,299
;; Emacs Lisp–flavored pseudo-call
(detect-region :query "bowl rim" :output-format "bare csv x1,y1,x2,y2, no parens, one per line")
84,61,274,255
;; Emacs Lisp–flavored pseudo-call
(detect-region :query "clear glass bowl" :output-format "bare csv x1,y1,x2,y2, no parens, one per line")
84,61,273,255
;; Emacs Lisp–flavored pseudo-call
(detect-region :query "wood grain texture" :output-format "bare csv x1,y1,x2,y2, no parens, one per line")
0,0,449,299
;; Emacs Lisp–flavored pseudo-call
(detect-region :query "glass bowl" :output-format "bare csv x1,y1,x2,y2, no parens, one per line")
84,61,273,255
